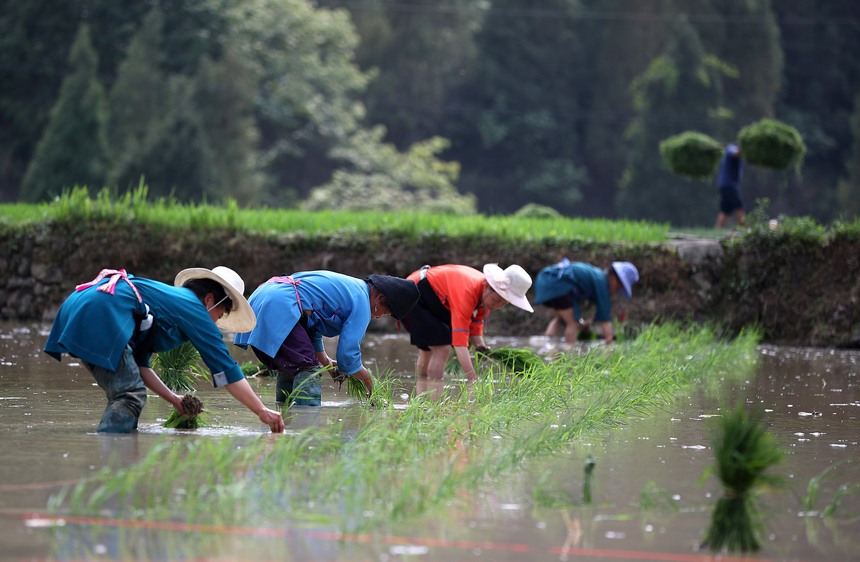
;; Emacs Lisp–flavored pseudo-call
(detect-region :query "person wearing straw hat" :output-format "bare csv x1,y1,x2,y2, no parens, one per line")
534,260,638,345
400,264,534,381
44,266,285,433
234,271,419,405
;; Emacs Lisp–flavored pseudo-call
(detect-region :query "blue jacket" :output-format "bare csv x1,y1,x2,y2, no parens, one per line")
534,260,612,321
234,271,372,376
44,275,244,387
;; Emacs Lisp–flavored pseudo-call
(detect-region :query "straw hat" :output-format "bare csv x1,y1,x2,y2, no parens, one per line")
174,266,256,332
483,264,534,312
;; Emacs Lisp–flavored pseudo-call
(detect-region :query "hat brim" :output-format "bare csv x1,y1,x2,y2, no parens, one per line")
483,264,534,313
174,268,256,332
611,263,633,301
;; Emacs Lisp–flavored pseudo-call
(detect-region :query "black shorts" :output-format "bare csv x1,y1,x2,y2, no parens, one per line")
541,293,574,310
719,186,745,214
400,278,453,351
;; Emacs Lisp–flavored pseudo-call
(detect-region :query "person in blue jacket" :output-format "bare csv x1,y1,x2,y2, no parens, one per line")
534,260,639,345
44,266,285,433
715,143,746,228
234,271,419,406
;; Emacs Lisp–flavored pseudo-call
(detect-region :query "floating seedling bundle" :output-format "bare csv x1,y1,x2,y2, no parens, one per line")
738,118,806,171
700,404,783,553
240,361,275,378
659,131,724,179
153,341,205,392
477,346,545,375
162,394,210,429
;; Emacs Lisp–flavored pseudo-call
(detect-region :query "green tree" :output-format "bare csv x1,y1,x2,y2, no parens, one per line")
228,0,372,204
616,18,737,226
578,0,673,217
106,7,169,189
333,0,485,149
20,24,109,202
304,126,474,214
447,0,588,215
837,94,860,218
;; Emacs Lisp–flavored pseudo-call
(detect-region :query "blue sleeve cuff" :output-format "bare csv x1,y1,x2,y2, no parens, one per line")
212,363,245,387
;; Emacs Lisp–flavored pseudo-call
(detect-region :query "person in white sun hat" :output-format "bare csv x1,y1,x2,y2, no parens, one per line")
400,263,533,381
44,266,284,433
533,260,638,346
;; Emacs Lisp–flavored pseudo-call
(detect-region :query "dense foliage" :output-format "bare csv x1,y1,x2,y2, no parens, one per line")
2,0,859,224
660,131,724,180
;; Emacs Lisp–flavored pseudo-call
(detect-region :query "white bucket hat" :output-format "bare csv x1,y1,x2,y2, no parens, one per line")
483,263,534,313
611,262,639,301
174,266,256,333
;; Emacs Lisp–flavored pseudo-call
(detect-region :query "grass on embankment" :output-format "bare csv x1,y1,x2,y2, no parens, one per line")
0,186,669,244
50,324,759,533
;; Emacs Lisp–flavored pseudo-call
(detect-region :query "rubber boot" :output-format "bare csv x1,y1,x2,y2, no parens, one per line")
292,368,322,406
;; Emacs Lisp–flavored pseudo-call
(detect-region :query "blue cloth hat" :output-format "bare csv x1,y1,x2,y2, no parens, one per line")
611,262,639,301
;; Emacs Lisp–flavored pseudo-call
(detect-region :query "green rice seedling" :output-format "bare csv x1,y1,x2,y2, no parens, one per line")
700,404,784,553
639,481,680,512
162,395,212,429
12,185,670,244
240,361,274,378
797,459,860,518
52,324,761,534
738,118,806,172
476,346,545,375
153,341,205,392
583,454,596,504
533,470,578,508
659,131,724,179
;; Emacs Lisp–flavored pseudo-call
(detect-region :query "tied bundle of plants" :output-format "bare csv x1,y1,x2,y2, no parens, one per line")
240,362,275,378
476,346,545,375
153,342,205,392
700,404,784,553
162,395,210,429
738,118,806,172
659,131,724,179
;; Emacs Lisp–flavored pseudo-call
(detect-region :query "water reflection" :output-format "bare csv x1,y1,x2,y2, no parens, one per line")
1,321,859,561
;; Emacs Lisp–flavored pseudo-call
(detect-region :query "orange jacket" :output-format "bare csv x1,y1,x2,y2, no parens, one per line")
407,265,488,347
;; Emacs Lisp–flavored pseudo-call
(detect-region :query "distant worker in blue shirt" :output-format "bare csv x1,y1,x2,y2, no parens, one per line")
715,143,746,228
533,260,639,345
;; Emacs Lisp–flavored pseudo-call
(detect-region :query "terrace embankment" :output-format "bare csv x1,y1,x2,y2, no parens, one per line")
1,223,858,347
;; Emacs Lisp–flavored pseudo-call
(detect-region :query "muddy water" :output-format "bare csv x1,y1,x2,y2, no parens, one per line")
1,322,858,561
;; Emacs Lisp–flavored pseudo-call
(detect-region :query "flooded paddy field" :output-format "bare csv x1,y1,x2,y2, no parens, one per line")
1,321,858,562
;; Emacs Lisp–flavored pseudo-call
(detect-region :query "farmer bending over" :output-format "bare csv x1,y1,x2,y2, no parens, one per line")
234,271,419,405
534,260,638,345
400,264,533,381
44,266,284,433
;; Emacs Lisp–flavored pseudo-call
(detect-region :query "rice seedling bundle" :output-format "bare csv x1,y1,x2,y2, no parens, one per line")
153,341,204,392
477,346,545,375
162,395,210,429
240,362,274,378
701,404,783,552
659,131,724,179
738,119,806,171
